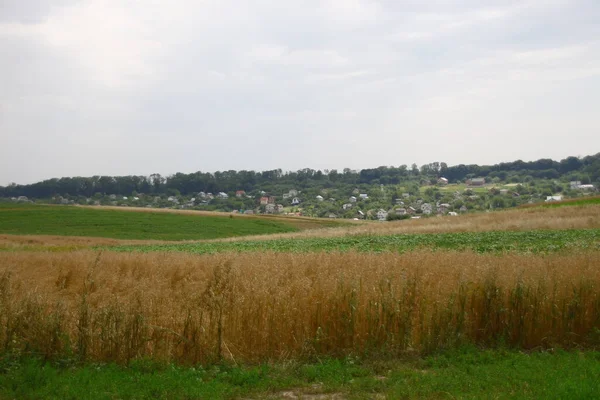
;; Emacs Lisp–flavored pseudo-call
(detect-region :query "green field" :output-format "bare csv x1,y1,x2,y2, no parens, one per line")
0,204,300,240
2,348,598,399
534,196,600,208
106,229,600,254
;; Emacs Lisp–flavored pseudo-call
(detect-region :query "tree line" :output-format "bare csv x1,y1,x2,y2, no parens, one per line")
2,154,599,199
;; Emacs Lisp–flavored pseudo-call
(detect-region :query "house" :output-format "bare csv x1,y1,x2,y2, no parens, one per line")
448,211,458,216
167,196,179,203
546,196,562,202
133,197,140,201
376,209,388,221
467,177,486,186
349,196,357,203
438,177,449,185
328,213,337,219
402,193,410,199
291,197,301,205
499,189,509,196
438,203,451,214
217,192,228,199
16,196,29,202
395,198,404,205
460,205,468,212
288,189,299,197
407,206,416,215
316,195,324,201
357,210,365,218
122,196,128,200
421,203,432,215
260,196,269,205
235,190,246,198
109,194,117,200
395,208,407,216
578,184,595,190
343,203,353,210
276,204,285,213
352,188,360,194
198,192,206,198
570,181,582,189
265,203,276,214
244,210,254,215
206,193,214,199
359,193,368,200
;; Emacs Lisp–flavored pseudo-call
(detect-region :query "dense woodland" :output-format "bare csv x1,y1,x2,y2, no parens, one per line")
2,153,599,218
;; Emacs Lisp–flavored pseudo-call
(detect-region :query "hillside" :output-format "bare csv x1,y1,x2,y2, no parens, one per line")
1,153,599,220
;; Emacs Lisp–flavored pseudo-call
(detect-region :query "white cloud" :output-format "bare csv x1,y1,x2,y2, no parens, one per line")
1,0,599,184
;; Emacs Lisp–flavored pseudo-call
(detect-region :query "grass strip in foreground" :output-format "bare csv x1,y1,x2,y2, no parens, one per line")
105,229,600,254
1,349,598,399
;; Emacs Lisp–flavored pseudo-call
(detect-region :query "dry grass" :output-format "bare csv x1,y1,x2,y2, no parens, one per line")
1,249,599,364
210,203,600,243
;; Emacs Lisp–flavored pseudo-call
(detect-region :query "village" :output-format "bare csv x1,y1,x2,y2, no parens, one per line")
7,177,596,221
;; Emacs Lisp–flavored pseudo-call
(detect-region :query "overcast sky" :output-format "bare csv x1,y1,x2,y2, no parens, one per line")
1,0,599,185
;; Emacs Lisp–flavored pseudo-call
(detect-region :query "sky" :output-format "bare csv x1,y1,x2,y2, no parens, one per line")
1,0,599,185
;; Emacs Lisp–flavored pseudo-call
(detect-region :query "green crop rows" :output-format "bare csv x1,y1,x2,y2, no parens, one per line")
0,205,297,240
104,229,600,254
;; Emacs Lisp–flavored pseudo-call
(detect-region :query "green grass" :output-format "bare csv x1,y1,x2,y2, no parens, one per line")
1,349,598,399
104,229,600,254
0,205,299,240
536,196,600,208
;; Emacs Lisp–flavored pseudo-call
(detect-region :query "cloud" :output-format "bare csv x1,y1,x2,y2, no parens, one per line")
1,0,599,184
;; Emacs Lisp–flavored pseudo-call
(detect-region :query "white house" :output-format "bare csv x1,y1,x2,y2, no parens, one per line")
359,193,368,199
265,203,276,213
570,181,582,189
217,192,229,199
349,196,357,203
342,203,353,210
421,203,432,215
448,211,459,216
376,209,388,221
316,195,324,201
291,197,301,205
546,196,562,202
438,177,449,185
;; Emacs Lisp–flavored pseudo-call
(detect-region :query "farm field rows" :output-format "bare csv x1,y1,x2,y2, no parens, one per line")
106,229,600,254
0,204,344,241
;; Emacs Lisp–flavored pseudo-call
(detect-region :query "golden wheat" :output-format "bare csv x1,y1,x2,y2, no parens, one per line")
1,249,599,364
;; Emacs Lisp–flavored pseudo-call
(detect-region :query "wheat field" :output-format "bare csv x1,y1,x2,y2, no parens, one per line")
1,249,599,364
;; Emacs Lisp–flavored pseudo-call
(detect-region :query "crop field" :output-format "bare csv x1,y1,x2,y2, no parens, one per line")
105,229,600,254
1,203,599,398
0,204,345,241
